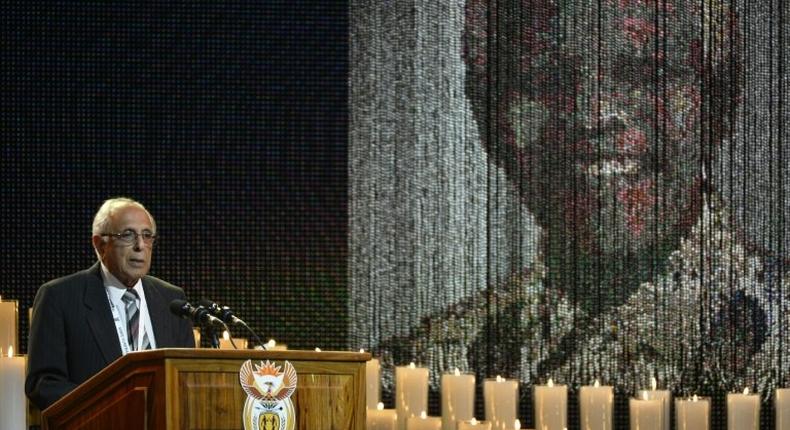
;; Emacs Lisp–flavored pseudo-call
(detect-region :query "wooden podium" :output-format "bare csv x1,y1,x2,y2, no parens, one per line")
41,348,369,430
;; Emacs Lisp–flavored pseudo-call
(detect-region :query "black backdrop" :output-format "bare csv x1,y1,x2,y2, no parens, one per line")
1,1,349,353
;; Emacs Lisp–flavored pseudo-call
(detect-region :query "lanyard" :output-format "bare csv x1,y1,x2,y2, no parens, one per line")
106,288,131,356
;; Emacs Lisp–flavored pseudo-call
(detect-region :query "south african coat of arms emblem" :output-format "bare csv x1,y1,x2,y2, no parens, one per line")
239,359,297,430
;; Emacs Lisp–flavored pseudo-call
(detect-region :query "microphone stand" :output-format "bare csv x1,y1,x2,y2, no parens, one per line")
237,320,266,350
205,325,220,349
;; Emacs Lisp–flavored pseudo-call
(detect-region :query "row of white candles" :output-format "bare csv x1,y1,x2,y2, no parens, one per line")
366,358,790,430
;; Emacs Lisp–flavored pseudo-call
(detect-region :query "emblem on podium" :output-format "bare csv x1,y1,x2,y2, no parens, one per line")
239,359,297,430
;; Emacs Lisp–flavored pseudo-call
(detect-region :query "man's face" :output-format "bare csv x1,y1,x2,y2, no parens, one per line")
94,205,154,287
466,0,734,266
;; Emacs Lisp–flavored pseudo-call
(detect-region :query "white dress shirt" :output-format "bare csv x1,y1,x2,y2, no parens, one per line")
100,263,157,353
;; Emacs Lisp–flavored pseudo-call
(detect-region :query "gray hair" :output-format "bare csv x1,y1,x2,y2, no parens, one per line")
92,197,157,237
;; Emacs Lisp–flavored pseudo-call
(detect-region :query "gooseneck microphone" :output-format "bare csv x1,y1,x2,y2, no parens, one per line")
169,299,225,326
198,299,266,350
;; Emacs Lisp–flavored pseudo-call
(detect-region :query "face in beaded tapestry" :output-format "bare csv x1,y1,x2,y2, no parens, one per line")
377,0,790,397
463,0,738,309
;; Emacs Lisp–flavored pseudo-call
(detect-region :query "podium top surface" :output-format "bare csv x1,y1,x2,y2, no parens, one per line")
126,347,372,362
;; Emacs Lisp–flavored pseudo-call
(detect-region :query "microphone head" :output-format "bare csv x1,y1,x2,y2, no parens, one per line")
198,299,236,324
218,306,237,323
169,299,190,317
192,305,211,324
198,299,219,312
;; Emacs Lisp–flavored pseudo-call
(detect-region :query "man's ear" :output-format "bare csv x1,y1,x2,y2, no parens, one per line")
91,235,106,257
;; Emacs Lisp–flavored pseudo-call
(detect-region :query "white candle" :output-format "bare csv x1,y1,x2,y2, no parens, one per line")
441,368,475,430
629,392,662,430
359,349,381,409
636,378,670,430
483,376,518,430
533,378,567,430
265,339,288,350
675,395,709,430
407,412,441,430
777,389,790,430
396,363,429,430
579,380,614,430
192,328,201,347
0,346,26,430
457,418,493,430
368,402,398,430
727,388,759,430
366,354,382,410
217,331,246,349
0,301,18,354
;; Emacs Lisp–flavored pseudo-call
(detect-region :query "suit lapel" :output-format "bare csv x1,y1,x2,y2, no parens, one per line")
83,263,123,363
143,279,171,347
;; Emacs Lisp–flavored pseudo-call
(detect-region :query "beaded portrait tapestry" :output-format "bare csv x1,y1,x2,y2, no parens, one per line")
350,0,789,426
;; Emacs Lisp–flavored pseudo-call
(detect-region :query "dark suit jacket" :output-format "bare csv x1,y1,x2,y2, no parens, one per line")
25,263,195,410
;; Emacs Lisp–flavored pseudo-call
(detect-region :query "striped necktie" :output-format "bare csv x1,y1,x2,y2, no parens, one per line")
121,289,150,351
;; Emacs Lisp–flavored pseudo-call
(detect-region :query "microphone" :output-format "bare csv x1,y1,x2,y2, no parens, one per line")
198,299,266,350
169,299,224,326
198,300,243,325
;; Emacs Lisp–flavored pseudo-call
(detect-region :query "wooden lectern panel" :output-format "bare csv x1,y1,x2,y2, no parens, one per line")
293,372,356,429
43,361,165,430
77,388,148,429
172,360,248,430
43,349,368,430
171,359,361,430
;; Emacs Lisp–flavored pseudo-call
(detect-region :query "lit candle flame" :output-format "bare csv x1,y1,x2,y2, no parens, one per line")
642,391,649,401
222,330,230,340
496,375,503,383
470,418,479,425
454,368,461,376
548,378,554,387
594,379,600,388
420,411,427,419
692,395,699,402
743,387,750,395
360,348,365,353
514,419,521,430
409,362,416,369
315,347,322,352
266,339,277,348
377,402,384,411
7,346,12,357
651,377,657,391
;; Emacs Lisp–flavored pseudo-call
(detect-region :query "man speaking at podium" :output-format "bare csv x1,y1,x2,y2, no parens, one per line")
25,197,195,410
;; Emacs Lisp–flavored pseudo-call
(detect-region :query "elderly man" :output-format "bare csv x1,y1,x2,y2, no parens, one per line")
26,197,195,410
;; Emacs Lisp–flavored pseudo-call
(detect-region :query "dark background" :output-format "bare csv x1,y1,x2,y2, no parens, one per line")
1,0,349,353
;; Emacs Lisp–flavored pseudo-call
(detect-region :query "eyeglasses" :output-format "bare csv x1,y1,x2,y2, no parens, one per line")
101,230,157,246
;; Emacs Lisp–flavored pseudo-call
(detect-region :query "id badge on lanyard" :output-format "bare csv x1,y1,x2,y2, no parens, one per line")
106,289,131,355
